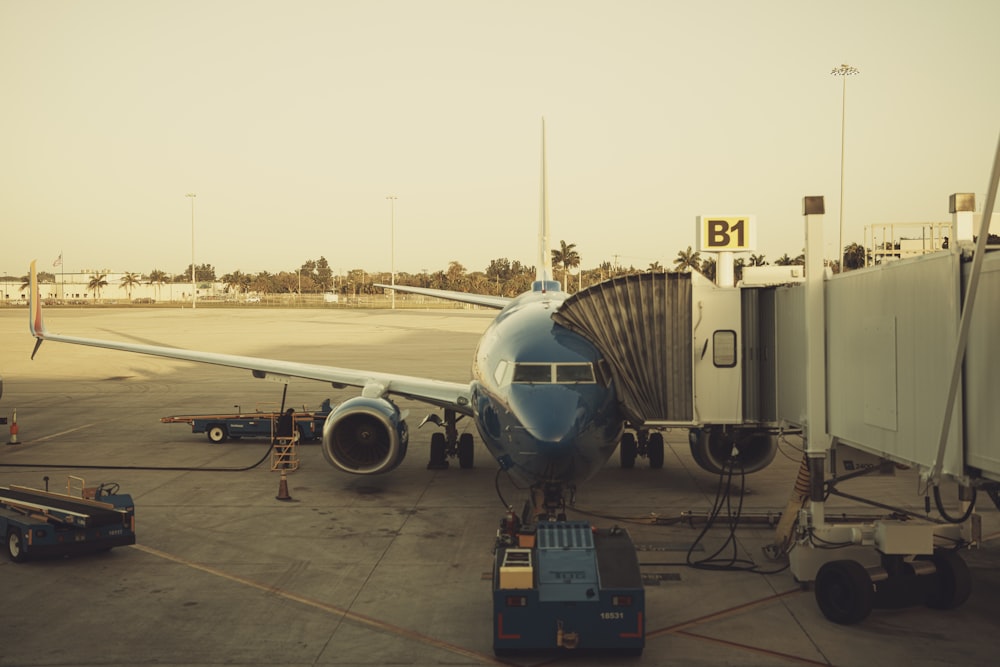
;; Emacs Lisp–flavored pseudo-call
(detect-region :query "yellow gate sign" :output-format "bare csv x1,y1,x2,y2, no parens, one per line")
697,215,756,251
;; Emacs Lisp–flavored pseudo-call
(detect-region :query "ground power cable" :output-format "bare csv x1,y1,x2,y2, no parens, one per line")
0,442,276,473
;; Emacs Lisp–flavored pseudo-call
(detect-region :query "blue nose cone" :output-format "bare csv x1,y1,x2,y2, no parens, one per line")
508,386,587,448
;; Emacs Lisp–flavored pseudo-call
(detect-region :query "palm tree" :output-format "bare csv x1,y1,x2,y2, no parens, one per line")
88,273,108,300
147,269,169,300
774,253,793,266
647,261,664,273
551,240,580,291
222,271,247,297
843,242,867,271
673,246,702,272
748,253,767,267
119,272,141,300
734,257,746,283
701,257,717,281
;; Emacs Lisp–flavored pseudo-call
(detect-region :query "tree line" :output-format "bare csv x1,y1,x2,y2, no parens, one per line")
13,240,893,300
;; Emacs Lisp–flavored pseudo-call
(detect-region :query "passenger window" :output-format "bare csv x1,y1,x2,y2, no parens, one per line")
713,330,737,368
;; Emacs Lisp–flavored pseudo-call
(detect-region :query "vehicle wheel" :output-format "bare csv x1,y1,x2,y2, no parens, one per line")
7,528,26,563
648,432,665,469
428,432,449,470
815,559,873,624
206,425,228,443
619,432,637,469
458,433,475,469
923,550,972,610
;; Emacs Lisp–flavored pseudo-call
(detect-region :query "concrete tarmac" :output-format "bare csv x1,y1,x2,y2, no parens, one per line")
1,307,998,666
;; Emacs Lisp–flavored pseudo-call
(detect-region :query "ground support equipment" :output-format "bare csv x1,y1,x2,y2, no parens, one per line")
492,519,644,656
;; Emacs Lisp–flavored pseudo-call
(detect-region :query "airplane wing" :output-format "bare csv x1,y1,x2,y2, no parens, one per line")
28,262,473,414
374,283,511,309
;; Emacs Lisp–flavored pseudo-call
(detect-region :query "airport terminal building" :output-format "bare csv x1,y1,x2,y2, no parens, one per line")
1,271,226,304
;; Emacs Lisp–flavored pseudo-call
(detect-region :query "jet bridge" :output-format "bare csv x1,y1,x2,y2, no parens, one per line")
773,187,1000,625
553,270,788,474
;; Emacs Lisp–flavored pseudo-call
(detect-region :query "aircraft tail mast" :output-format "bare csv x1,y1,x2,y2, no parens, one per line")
537,118,552,286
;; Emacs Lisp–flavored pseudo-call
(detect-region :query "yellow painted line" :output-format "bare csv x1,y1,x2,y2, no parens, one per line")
648,586,804,637
20,423,96,444
637,588,832,666
673,629,832,666
131,543,507,665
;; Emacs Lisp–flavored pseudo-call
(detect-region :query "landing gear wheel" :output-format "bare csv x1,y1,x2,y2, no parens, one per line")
457,433,474,469
427,432,449,470
206,425,228,443
648,432,664,469
7,528,26,563
815,559,873,624
923,550,972,610
619,432,637,469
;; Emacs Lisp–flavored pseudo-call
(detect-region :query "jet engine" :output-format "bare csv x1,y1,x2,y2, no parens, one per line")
321,397,409,474
688,426,778,475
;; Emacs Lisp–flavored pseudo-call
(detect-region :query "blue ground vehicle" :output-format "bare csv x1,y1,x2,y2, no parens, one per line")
1,479,136,562
161,399,332,443
492,520,645,656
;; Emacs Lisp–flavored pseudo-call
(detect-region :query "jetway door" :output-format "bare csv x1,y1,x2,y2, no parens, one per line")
552,273,693,426
742,287,778,424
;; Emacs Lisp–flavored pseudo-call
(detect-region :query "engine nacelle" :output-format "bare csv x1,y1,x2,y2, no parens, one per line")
321,396,409,474
688,426,778,475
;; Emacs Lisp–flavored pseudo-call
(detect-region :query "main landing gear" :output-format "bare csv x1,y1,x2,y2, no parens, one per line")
422,408,475,470
618,429,665,469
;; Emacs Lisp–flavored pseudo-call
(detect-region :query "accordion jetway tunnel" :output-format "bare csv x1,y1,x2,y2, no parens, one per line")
553,271,781,476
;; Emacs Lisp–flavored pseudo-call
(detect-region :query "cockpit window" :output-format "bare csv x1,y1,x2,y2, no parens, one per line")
555,364,595,383
511,362,596,384
493,359,511,385
512,363,552,383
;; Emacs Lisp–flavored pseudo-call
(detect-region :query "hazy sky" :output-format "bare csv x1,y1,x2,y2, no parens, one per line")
3,0,999,278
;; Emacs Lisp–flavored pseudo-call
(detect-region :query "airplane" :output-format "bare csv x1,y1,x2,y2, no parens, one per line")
26,122,773,518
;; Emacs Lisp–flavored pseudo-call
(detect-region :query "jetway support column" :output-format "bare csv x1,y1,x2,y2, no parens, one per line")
949,192,975,243
802,196,829,526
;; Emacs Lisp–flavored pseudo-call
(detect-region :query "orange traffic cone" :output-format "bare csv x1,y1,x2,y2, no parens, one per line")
275,470,292,501
7,409,19,445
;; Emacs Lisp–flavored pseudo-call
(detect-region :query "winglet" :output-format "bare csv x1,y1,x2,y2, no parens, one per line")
29,260,46,359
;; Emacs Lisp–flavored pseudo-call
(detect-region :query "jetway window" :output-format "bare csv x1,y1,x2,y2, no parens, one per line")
512,363,596,384
713,330,737,368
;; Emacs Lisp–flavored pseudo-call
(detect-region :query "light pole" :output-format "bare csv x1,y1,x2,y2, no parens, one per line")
832,63,860,271
186,193,197,308
386,195,397,309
